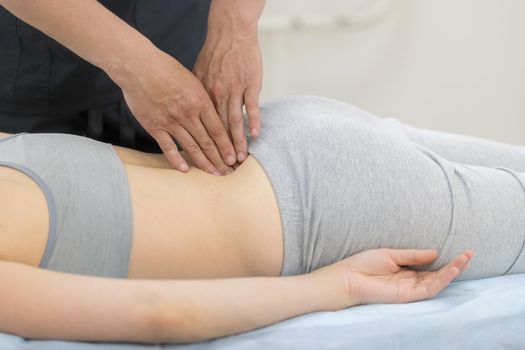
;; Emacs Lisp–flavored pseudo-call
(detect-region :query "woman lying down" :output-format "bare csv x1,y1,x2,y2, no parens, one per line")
3,95,525,344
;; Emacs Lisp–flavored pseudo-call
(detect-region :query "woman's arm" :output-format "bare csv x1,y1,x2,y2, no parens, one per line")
0,260,344,344
0,248,471,344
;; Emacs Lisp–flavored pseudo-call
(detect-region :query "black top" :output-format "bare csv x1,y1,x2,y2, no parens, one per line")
0,0,211,113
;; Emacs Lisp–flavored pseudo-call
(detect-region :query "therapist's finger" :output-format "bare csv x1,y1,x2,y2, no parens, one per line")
182,117,230,173
228,95,248,162
169,125,222,175
199,105,237,167
245,87,261,138
209,88,230,133
152,129,189,173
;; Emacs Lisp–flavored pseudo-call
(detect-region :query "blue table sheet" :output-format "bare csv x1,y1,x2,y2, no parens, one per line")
2,274,524,350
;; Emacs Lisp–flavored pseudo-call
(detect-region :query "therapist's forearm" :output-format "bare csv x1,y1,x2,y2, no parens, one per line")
0,0,156,86
208,0,266,36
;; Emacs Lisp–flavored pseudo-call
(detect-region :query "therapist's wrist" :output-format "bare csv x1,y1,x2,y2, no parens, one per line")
207,0,266,38
99,30,160,90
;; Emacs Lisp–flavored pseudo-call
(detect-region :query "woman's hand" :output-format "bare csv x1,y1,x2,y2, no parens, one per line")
311,248,474,309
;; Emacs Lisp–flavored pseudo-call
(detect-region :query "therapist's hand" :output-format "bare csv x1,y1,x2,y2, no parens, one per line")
0,0,236,175
193,0,266,163
117,48,236,175
312,248,474,308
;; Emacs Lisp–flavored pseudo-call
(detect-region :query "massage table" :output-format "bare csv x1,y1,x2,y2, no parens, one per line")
1,274,524,349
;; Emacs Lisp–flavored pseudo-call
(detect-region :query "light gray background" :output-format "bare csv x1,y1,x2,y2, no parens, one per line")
258,0,525,144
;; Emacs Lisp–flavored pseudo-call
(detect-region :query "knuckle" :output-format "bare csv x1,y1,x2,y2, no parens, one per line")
162,143,178,153
148,112,168,126
193,127,208,140
185,142,201,154
156,138,177,153
245,101,259,110
180,104,196,117
244,95,259,107
228,113,243,126
201,138,216,152
210,82,224,97
166,105,184,120
208,125,224,138
176,100,198,116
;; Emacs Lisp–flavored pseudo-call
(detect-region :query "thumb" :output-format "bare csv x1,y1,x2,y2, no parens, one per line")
389,249,439,266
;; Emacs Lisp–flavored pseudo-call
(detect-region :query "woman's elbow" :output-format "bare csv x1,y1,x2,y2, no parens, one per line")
138,288,215,344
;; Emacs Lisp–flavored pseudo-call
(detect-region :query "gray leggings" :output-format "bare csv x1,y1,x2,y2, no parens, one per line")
247,96,525,281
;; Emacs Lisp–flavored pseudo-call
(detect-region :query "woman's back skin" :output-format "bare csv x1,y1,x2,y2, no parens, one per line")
0,131,284,279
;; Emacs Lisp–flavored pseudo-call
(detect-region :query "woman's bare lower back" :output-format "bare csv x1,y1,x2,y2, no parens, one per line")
0,135,283,279
125,154,283,279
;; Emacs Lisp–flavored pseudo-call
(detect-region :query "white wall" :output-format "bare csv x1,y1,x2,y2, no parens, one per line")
258,0,525,144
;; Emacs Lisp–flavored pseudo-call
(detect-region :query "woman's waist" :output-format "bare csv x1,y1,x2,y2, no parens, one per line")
125,156,284,279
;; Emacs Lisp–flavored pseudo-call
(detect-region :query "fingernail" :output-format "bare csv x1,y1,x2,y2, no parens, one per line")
251,128,259,137
225,168,233,175
213,170,221,176
179,163,189,172
237,152,246,162
227,154,236,165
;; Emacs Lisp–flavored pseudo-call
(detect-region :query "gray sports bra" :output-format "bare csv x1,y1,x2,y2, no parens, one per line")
0,133,133,278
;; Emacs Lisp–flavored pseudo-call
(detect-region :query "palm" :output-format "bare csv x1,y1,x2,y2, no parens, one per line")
343,248,473,305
